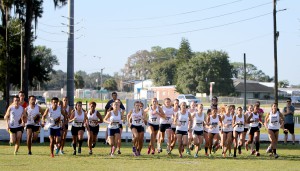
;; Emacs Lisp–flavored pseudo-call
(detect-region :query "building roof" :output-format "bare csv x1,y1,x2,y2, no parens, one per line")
234,80,274,93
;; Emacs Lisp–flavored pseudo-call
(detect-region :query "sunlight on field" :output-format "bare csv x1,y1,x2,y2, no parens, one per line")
0,143,299,171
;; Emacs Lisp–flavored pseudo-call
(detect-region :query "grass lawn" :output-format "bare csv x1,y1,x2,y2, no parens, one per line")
0,142,299,171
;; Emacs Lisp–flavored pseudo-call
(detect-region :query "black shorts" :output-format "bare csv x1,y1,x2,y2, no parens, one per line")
9,127,23,134
284,123,294,134
148,123,159,131
269,129,279,134
176,130,188,135
64,124,68,130
193,130,204,136
244,128,249,133
234,131,243,136
249,127,260,136
49,128,61,137
89,125,100,135
108,128,120,136
71,126,85,136
223,131,233,135
171,127,176,133
26,125,40,133
119,124,123,129
131,125,145,133
159,124,171,132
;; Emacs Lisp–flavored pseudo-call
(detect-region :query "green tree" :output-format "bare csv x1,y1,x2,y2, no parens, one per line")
231,62,273,82
151,59,177,86
103,78,117,91
176,50,235,96
176,38,193,63
278,80,289,88
13,0,67,98
74,73,85,89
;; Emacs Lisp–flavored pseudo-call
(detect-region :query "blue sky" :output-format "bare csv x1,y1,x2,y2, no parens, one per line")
35,0,300,85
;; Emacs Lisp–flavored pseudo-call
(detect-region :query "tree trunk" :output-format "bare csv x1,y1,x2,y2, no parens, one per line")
23,0,33,100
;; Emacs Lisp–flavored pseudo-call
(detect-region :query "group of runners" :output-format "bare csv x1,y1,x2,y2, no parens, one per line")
4,91,295,158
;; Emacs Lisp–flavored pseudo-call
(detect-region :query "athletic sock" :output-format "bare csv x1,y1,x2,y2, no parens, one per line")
205,147,208,153
255,142,260,152
78,140,83,148
273,149,277,155
72,142,76,151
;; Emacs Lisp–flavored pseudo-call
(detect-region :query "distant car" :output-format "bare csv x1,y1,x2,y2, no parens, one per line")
36,96,46,105
177,94,201,107
291,96,300,108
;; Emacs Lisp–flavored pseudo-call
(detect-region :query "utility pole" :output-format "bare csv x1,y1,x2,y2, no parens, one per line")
5,7,10,109
243,53,247,111
20,23,23,89
67,0,75,108
273,0,279,104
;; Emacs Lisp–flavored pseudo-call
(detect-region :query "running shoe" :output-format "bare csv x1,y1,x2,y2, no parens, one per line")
205,153,208,156
194,153,198,158
233,154,237,158
55,148,60,155
60,150,64,155
28,151,32,155
251,150,256,155
256,152,260,156
266,146,272,153
89,150,93,155
78,147,81,154
111,146,116,155
212,146,216,154
159,147,163,153
151,150,155,155
147,146,151,154
132,147,137,156
136,150,140,156
14,151,18,155
222,153,226,158
274,154,279,159
73,150,76,155
179,153,183,158
186,148,191,155
117,150,121,154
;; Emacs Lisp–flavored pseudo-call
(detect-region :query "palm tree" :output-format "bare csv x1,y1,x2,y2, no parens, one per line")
14,0,67,98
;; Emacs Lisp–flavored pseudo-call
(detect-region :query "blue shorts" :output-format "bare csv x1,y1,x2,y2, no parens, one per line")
49,128,61,137
108,128,120,136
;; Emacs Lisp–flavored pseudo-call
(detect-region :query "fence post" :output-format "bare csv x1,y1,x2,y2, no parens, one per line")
40,127,44,143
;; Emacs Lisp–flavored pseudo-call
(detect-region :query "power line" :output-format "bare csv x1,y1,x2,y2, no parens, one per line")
118,12,273,38
104,0,243,22
111,1,272,30
217,33,272,48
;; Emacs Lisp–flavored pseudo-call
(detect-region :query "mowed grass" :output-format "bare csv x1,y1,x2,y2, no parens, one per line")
0,142,299,171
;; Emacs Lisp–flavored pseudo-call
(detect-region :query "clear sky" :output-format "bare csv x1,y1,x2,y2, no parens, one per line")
34,0,300,85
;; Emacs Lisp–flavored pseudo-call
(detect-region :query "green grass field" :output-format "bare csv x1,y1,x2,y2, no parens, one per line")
0,142,299,171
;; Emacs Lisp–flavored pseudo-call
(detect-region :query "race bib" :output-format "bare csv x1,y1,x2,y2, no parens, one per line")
151,117,158,123
89,120,98,127
74,122,83,127
180,121,186,126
